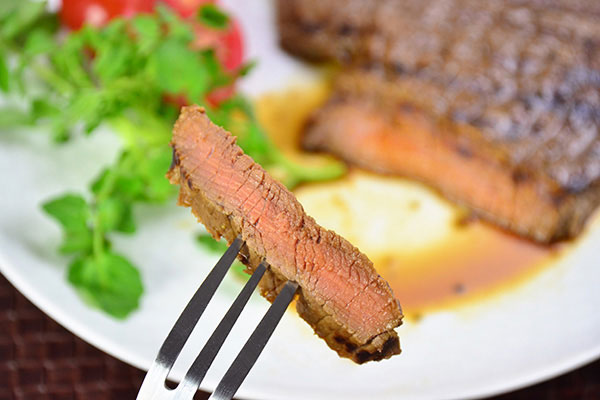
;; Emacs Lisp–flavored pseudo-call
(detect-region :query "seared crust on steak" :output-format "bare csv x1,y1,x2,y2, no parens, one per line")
278,0,600,242
167,106,403,363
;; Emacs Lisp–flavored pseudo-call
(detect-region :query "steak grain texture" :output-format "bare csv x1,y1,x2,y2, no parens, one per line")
277,0,600,242
167,106,403,363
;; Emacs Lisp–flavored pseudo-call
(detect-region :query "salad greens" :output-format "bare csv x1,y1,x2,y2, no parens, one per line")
0,0,345,318
197,4,230,29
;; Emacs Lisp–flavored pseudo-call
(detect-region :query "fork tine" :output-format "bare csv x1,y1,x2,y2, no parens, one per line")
137,236,244,400
157,235,245,367
172,261,268,399
208,280,299,400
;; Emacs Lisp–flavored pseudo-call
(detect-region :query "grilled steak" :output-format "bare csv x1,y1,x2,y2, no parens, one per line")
167,106,403,363
277,0,600,242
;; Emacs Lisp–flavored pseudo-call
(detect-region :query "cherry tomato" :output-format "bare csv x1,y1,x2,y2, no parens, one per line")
60,0,156,30
161,0,215,19
192,19,243,72
192,18,244,105
218,19,244,72
205,85,235,107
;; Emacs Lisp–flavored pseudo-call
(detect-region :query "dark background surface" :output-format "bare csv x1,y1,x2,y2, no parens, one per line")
1,273,599,400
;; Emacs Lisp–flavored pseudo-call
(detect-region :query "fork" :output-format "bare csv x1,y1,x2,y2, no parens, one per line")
137,236,299,400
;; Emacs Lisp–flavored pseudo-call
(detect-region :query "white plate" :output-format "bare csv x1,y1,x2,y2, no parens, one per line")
1,1,600,399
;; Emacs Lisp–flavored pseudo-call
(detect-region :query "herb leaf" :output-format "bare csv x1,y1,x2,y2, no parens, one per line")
196,233,229,252
198,4,229,30
97,198,135,234
0,0,45,40
68,252,143,318
43,194,90,232
131,15,161,54
147,39,209,102
60,229,94,255
0,47,8,92
43,194,94,254
23,29,56,57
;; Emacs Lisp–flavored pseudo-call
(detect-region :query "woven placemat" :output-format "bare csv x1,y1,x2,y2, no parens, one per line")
1,273,598,400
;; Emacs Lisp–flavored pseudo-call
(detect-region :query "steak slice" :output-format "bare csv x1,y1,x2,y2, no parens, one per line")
304,72,600,242
167,105,403,363
278,0,600,242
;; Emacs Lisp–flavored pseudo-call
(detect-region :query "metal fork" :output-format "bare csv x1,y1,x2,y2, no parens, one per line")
137,236,298,400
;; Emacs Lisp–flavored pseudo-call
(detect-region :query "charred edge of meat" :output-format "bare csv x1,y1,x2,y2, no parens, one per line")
334,333,400,364
294,285,401,363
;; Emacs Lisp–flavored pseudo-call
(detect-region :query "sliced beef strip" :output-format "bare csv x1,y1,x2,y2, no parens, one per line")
277,0,600,242
167,105,403,363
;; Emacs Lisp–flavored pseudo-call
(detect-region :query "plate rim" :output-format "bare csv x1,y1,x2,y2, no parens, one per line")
2,245,599,400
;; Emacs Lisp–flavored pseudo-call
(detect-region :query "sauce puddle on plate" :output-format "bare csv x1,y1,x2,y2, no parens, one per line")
255,80,561,320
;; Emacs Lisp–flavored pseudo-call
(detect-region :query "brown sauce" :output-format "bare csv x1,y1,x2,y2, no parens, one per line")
254,80,563,320
375,222,559,317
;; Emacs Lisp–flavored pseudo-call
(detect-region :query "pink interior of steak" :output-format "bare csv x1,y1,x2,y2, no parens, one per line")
167,105,403,363
303,91,600,243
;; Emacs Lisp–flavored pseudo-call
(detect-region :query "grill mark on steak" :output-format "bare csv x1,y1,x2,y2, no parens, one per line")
277,0,600,242
167,106,403,363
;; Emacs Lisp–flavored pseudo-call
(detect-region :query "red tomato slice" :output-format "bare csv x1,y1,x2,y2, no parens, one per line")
219,20,244,72
205,84,235,107
192,19,243,72
193,19,244,105
60,0,156,30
